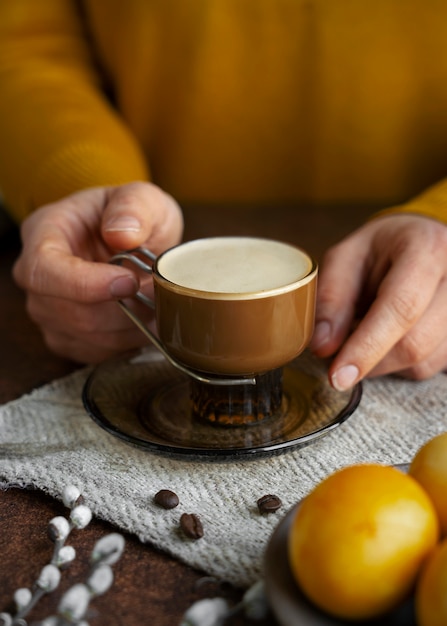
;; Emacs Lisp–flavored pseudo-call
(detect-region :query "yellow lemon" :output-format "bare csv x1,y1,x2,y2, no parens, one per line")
416,538,447,626
409,432,447,537
288,464,439,620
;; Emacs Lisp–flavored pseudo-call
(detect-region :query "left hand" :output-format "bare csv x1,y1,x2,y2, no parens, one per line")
12,182,184,363
310,213,447,390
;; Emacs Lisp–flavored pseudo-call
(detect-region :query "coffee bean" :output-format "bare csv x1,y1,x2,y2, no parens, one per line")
154,489,179,510
180,513,204,539
257,494,282,514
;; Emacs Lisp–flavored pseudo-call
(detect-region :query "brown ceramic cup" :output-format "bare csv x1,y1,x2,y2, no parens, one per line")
111,237,317,426
148,236,317,377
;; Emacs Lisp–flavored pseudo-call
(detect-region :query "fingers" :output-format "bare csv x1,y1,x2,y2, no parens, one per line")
328,254,441,390
101,181,184,253
25,295,151,364
397,337,447,381
310,236,369,358
14,242,139,302
42,326,147,364
366,277,447,380
310,214,447,390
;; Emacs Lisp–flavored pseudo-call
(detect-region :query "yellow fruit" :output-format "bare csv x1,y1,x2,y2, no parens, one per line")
409,432,447,537
288,464,439,620
416,539,447,626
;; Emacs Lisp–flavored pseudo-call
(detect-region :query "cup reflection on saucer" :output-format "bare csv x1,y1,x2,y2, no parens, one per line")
190,367,284,426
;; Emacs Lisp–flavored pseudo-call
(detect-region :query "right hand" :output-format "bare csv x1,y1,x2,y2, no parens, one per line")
13,182,184,363
310,213,447,388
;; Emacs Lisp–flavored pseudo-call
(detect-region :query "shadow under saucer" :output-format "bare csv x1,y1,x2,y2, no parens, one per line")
82,348,362,461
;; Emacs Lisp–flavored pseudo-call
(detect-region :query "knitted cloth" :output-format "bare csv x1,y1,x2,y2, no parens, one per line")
1,350,446,588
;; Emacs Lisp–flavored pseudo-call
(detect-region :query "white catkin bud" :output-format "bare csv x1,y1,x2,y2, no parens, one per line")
56,545,76,568
90,533,125,565
69,505,92,529
36,564,61,592
48,516,71,542
87,564,114,596
62,485,82,508
0,612,13,626
242,580,269,620
180,598,230,626
13,588,32,611
58,583,91,621
38,617,60,626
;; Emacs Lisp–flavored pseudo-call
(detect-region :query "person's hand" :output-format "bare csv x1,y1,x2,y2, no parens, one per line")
13,182,183,363
310,213,447,389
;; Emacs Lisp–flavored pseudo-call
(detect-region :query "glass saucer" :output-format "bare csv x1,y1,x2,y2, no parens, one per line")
82,348,362,461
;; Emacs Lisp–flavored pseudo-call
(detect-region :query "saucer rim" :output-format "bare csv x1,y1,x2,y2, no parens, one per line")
82,349,362,461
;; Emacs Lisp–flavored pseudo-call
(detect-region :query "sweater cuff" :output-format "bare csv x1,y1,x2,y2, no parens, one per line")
373,179,447,225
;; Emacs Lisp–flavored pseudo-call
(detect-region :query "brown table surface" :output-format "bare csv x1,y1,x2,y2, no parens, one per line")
0,202,373,625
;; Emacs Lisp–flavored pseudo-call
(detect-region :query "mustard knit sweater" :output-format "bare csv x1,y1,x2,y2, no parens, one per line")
1,0,447,224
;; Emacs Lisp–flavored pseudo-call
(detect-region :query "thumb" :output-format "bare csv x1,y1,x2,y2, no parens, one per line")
101,182,155,251
101,181,183,252
101,182,184,254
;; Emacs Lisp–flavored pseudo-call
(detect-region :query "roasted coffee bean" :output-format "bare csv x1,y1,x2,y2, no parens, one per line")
180,512,204,539
154,489,179,510
257,494,282,514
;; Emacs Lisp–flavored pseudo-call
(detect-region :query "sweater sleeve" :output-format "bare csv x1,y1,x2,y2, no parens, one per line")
0,1,149,222
376,180,447,225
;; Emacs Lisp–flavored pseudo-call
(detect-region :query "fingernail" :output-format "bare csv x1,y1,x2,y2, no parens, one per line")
105,216,141,232
331,364,359,391
110,275,138,298
310,320,331,351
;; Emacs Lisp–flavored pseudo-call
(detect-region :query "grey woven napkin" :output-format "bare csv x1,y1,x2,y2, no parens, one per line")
1,351,446,588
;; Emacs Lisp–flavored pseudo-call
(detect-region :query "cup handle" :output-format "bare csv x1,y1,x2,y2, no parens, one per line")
109,246,157,309
109,247,256,386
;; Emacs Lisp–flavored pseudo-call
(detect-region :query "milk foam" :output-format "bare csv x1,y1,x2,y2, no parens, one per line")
157,237,313,294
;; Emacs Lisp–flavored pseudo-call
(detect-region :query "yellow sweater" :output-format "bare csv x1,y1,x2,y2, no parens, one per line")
1,0,447,223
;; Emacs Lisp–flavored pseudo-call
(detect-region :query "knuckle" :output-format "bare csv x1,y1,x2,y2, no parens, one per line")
385,290,421,328
114,182,144,204
11,257,24,288
13,241,55,294
12,254,37,291
43,332,63,354
395,330,430,367
115,181,163,208
71,271,93,303
393,317,443,379
320,244,342,268
72,309,103,335
403,360,436,381
25,296,42,323
43,331,103,364
316,278,337,304
433,221,447,249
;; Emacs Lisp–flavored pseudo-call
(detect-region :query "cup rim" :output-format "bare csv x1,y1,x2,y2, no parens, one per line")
153,236,318,301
